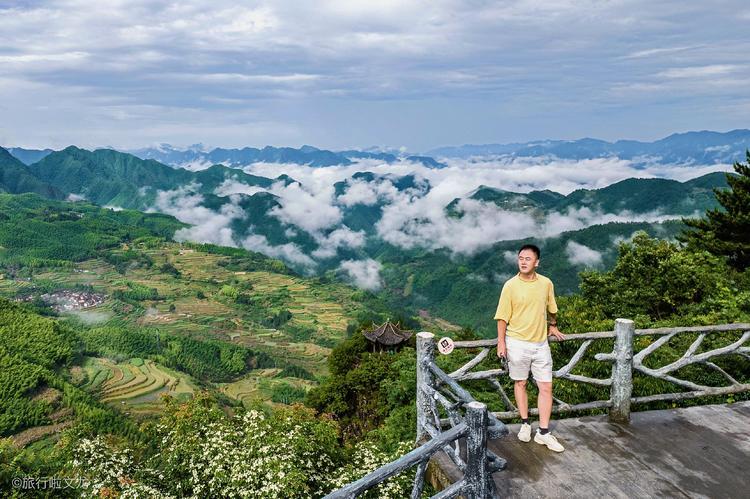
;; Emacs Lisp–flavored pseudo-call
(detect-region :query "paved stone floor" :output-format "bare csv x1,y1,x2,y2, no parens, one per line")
488,402,750,498
433,402,750,498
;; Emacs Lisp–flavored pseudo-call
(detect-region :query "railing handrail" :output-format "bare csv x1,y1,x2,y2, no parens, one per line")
323,422,468,499
434,320,750,422
323,401,493,499
451,322,750,348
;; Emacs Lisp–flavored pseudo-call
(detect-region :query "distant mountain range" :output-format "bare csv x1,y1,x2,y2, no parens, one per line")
426,129,750,165
8,129,749,169
7,144,445,169
448,173,727,219
0,143,736,335
124,144,448,169
0,144,730,266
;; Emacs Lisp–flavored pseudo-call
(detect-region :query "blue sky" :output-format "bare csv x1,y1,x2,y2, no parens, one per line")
1,0,749,151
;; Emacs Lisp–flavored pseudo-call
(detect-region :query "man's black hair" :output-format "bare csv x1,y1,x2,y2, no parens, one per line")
518,244,541,259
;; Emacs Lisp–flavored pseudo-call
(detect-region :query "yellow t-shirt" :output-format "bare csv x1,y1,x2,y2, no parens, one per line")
494,273,558,343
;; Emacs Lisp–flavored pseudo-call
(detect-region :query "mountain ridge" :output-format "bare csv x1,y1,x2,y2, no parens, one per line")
8,129,749,168
426,129,750,164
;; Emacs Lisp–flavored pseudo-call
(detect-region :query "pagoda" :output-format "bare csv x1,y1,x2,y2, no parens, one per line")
363,320,413,353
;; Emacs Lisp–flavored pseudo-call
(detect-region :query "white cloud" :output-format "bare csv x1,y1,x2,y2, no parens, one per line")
503,250,517,265
541,206,689,237
267,180,342,233
311,226,366,259
337,180,380,206
66,193,86,201
214,178,267,197
68,310,112,325
2,1,748,150
128,155,727,266
179,159,218,172
611,232,640,247
241,234,316,269
376,196,537,255
246,156,724,257
658,64,739,79
150,183,244,247
565,241,603,267
621,45,701,60
339,258,382,291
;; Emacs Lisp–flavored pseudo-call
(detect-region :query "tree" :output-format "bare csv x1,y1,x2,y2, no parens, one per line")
578,232,730,320
680,150,750,270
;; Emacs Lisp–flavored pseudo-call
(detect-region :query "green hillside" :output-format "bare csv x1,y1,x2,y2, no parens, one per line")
557,175,727,214
455,172,731,218
27,146,277,209
0,193,184,265
0,191,426,466
0,148,62,200
374,220,686,337
0,298,134,439
0,193,421,403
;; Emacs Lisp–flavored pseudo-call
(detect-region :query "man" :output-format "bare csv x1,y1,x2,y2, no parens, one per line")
495,244,565,452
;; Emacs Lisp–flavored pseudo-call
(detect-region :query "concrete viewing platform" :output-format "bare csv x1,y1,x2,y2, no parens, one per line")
436,402,750,498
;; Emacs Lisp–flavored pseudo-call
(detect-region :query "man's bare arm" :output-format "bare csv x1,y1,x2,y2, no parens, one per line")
497,320,507,358
547,313,565,341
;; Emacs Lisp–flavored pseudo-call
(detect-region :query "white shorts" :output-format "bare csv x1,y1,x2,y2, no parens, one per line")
506,336,553,382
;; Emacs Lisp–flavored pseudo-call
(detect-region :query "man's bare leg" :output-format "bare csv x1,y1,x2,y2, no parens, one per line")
514,380,528,418
537,381,552,428
534,380,564,451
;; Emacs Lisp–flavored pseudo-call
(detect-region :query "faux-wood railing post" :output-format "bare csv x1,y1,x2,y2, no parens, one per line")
416,332,436,443
610,318,634,423
464,401,490,499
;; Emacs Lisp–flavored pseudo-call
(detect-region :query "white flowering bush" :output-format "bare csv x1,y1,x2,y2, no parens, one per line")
72,435,137,497
70,393,420,498
328,440,416,498
153,401,343,498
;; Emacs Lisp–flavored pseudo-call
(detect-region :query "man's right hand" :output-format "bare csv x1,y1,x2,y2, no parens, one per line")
497,339,506,359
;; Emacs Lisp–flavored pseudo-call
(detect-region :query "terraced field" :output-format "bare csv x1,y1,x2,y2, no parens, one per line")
81,357,195,414
162,248,235,281
242,271,350,335
1,241,420,391
219,368,315,408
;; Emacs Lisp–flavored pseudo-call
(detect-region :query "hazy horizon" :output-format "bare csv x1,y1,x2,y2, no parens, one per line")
4,126,749,155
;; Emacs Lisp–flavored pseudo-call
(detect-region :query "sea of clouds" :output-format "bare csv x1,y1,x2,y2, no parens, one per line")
148,156,733,289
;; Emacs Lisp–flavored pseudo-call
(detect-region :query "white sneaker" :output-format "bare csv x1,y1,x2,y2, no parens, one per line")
517,423,531,442
534,430,565,452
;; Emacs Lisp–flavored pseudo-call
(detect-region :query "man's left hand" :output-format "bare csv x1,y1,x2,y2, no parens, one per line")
548,325,565,341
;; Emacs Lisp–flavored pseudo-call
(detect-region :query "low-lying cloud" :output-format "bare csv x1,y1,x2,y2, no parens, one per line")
565,241,604,267
241,234,316,269
214,178,267,197
142,156,728,288
151,183,243,247
338,259,383,291
311,227,366,259
267,179,342,233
